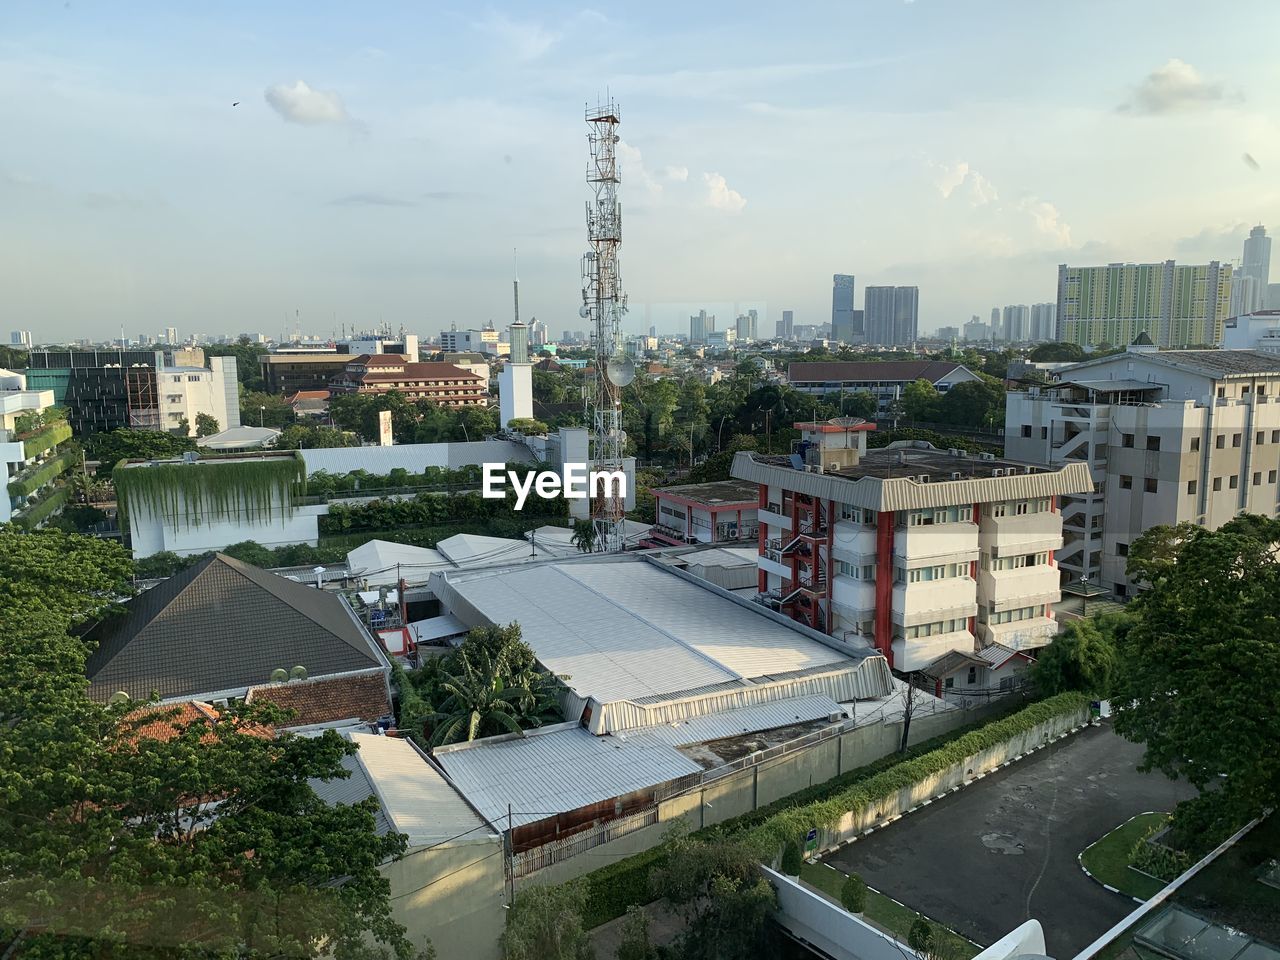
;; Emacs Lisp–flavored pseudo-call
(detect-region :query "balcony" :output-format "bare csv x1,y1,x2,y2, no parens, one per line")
832,521,877,560
758,506,791,531
892,630,976,673
976,617,1059,649
894,578,978,618
831,576,875,612
978,512,1064,556
978,566,1061,608
894,523,979,561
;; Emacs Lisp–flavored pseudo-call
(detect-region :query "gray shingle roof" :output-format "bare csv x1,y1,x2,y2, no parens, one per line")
1151,350,1280,377
85,554,385,702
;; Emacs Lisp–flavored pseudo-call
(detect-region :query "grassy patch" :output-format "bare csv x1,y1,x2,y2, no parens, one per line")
799,861,979,959
1080,812,1169,901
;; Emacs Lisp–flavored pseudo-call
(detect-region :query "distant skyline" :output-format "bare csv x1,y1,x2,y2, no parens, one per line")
2,1,1279,341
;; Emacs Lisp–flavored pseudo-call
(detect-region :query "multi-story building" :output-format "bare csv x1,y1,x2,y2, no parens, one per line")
1029,303,1057,342
1222,310,1280,354
24,349,237,437
1,372,70,525
1002,304,1030,342
735,309,759,343
1056,260,1234,348
261,353,359,394
788,359,982,414
344,333,420,363
1241,225,1271,310
777,310,795,341
705,328,737,352
936,326,960,341
831,274,858,344
1005,341,1280,598
963,317,991,343
330,355,488,407
163,327,178,346
732,421,1091,671
11,331,33,348
689,310,714,344
864,286,919,347
643,479,760,547
439,325,500,355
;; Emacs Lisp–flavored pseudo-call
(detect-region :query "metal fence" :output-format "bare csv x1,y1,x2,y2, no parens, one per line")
509,806,660,879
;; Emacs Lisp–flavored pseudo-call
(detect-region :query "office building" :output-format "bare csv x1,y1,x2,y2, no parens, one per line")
864,286,919,347
1241,225,1271,305
1268,283,1280,310
1056,261,1233,348
24,349,238,437
831,274,858,344
164,327,178,346
439,325,500,356
1221,310,1280,354
705,328,737,352
530,319,548,348
733,424,1091,669
689,310,714,344
776,309,795,341
936,326,960,341
10,331,33,348
1005,342,1280,598
344,333,419,363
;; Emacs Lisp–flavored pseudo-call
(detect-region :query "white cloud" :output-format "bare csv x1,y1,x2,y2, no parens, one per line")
663,165,689,182
475,11,561,61
1018,197,1072,246
933,161,998,206
1119,59,1232,115
264,80,349,124
617,141,664,199
703,172,746,213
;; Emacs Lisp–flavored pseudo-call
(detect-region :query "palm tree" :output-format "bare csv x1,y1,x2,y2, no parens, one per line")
428,649,531,747
571,519,597,554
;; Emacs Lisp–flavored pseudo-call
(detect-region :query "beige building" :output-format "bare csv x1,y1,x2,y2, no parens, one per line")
1006,343,1280,598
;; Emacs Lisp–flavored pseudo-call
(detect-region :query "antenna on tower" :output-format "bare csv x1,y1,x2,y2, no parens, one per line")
513,248,520,327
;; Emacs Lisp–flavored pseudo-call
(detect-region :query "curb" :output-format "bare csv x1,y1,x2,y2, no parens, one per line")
1076,810,1164,906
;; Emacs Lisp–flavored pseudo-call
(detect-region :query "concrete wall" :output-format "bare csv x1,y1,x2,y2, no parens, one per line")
382,838,506,960
127,495,326,558
768,867,919,960
516,700,1013,890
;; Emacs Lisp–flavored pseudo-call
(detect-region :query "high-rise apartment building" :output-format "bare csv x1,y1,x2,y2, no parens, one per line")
831,274,857,344
1029,303,1057,342
776,310,795,341
689,309,714,344
1006,343,1280,598
1002,305,1031,342
10,331,33,348
1242,225,1271,309
1056,261,1233,348
733,425,1091,670
864,286,919,346
990,308,1001,336
735,309,759,342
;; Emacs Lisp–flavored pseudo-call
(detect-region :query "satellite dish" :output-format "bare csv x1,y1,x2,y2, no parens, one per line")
290,665,308,681
109,691,130,705
579,305,590,319
270,668,289,683
606,353,635,387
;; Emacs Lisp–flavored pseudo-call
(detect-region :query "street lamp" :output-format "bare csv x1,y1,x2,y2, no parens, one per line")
1081,574,1090,620
259,405,265,427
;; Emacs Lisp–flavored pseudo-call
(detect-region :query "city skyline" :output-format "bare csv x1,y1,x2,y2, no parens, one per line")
2,1,1279,342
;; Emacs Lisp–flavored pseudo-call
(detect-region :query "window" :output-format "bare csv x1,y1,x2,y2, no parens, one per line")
1021,424,1032,437
1213,477,1222,491
967,666,977,685
1040,427,1048,440
1217,387,1226,399
989,503,1007,517
945,677,954,690
1216,435,1226,449
1144,477,1157,493
1190,437,1200,452
1122,433,1134,448
1229,475,1239,490
1014,501,1029,515
1273,430,1280,444
1253,472,1262,486
1187,479,1197,495
1146,436,1160,451
1120,475,1132,489
1257,432,1266,446
1117,542,1128,557
1233,433,1242,448
1270,471,1278,483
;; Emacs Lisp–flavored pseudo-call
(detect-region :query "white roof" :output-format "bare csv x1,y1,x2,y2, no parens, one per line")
346,535,555,584
442,561,852,705
434,724,703,828
436,533,551,565
299,439,535,476
407,614,469,645
195,426,281,450
347,540,448,578
320,733,494,847
527,521,651,556
684,547,759,570
631,694,845,748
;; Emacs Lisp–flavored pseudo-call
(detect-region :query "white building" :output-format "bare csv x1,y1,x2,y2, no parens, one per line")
1006,342,1280,597
732,420,1092,670
497,321,533,428
158,356,240,436
440,326,500,356
1222,310,1280,354
1,374,63,524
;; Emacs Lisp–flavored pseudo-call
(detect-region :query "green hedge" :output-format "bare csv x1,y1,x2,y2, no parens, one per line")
16,486,70,529
7,449,77,497
577,692,1087,928
1129,826,1191,881
19,421,72,458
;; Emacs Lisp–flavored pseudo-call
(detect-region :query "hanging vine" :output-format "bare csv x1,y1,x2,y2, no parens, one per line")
115,453,306,529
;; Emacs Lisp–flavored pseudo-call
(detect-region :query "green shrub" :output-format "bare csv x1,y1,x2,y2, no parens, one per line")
8,450,77,497
581,843,671,929
15,486,70,529
909,918,936,955
18,420,72,458
780,841,803,876
840,873,866,913
1129,827,1192,881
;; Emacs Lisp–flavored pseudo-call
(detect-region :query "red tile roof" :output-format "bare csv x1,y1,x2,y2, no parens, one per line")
349,362,485,384
286,390,330,402
244,672,392,728
123,701,272,743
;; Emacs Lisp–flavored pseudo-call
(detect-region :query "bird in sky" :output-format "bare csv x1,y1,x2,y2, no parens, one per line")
232,101,240,107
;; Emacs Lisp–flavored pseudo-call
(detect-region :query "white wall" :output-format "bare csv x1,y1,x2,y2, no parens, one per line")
127,494,326,558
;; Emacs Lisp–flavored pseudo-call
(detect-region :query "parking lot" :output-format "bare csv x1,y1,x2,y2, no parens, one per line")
823,723,1198,959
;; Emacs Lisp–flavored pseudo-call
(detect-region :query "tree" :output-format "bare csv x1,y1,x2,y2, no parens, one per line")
572,518,598,554
174,415,191,436
220,539,277,568
1113,515,1280,849
275,424,360,450
507,418,550,435
615,905,656,960
501,881,595,960
241,389,296,429
1032,616,1123,696
649,839,777,960
1029,342,1084,363
937,378,1006,429
194,412,220,437
205,336,269,392
0,528,133,627
909,918,937,957
839,873,866,914
842,391,879,420
88,428,197,470
780,840,803,876
428,648,530,746
901,379,941,422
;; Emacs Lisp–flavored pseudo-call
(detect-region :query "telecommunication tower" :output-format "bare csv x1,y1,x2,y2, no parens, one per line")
581,98,634,553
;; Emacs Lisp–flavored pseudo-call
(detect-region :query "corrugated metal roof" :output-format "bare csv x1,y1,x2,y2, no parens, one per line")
407,614,469,645
434,725,703,828
630,695,845,748
309,749,393,836
299,439,535,476
347,540,449,577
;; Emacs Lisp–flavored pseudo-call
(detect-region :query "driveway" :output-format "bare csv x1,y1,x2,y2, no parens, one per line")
823,723,1197,959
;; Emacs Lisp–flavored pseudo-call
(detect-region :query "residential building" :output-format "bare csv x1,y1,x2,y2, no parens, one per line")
1,376,71,525
284,389,331,418
1029,303,1057,342
1002,304,1030,342
329,355,488,407
864,286,919,347
735,309,759,342
1230,274,1265,319
1241,224,1271,307
644,478,760,547
732,423,1092,669
1005,342,1280,597
1056,260,1234,348
690,309,714,344
831,274,858,344
787,359,982,413
922,641,1035,701
83,552,393,725
777,309,795,341
439,325,500,355
11,330,33,348
936,326,960,341
963,317,992,342
23,349,237,437
1222,310,1280,353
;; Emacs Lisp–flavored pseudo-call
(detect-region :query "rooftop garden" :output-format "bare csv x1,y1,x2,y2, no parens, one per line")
114,452,306,527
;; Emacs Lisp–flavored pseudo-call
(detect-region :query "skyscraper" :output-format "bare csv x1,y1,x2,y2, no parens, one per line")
1242,225,1272,309
1029,303,1057,342
865,286,919,346
735,309,758,342
893,286,919,345
777,309,794,340
1001,304,1030,342
990,307,1001,339
164,326,178,345
1057,260,1233,348
689,310,713,344
830,274,857,343
10,331,32,348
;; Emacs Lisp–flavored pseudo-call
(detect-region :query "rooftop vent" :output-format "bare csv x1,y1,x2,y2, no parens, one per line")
993,468,1004,477
951,471,963,480
978,452,996,461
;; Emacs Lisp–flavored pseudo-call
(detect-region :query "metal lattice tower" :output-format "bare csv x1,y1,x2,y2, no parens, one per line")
581,99,629,553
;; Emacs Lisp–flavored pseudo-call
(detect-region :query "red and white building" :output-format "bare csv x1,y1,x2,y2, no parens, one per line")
643,479,760,547
330,355,488,407
731,418,1092,673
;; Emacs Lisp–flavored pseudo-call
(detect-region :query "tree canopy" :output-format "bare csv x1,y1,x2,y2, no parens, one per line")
88,429,197,471
1113,515,1280,847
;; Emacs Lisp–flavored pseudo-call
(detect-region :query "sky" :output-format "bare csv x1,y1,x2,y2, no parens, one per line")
3,1,1279,342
